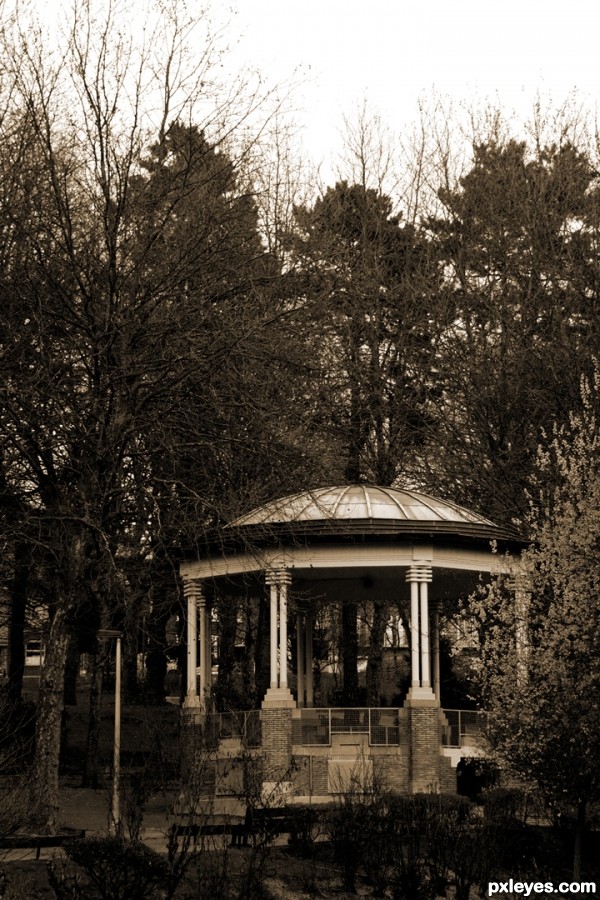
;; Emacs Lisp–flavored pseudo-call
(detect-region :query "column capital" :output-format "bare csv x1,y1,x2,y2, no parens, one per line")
265,569,292,586
182,576,204,599
406,564,432,583
508,574,532,593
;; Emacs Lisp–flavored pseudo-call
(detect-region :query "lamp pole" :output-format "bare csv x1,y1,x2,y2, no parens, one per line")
98,629,122,836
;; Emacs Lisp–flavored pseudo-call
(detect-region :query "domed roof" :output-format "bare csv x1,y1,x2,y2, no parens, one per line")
230,485,513,542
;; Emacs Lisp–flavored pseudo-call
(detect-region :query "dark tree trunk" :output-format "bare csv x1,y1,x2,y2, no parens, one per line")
145,603,170,704
216,595,239,710
7,541,29,703
63,630,80,705
82,644,106,789
29,604,70,833
255,592,270,703
341,601,359,705
241,596,257,708
123,632,140,704
366,599,390,706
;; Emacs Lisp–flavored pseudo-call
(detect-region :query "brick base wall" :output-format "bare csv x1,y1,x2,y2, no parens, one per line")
439,755,457,794
373,754,410,793
260,707,293,783
409,706,442,793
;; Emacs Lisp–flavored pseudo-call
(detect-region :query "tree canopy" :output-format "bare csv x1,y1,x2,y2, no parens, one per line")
468,373,600,875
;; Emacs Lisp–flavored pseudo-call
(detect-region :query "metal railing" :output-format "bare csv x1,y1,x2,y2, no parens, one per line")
442,709,486,748
293,708,401,747
204,710,261,748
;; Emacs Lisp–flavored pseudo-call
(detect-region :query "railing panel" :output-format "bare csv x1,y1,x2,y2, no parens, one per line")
295,709,331,745
205,711,261,748
330,708,369,734
294,708,401,746
442,709,486,748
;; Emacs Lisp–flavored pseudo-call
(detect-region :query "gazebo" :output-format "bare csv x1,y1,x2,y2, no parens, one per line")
179,485,524,795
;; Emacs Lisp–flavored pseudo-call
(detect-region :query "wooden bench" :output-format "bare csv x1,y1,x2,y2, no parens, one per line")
172,805,325,850
170,820,234,849
233,806,319,847
0,828,86,859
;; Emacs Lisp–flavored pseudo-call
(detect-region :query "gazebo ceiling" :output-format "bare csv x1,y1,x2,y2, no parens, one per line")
229,484,517,544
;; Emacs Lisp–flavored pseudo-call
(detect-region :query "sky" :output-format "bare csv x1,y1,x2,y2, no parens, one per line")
22,0,600,184
227,0,600,175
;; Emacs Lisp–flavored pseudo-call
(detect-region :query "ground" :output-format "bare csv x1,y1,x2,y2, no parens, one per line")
1,780,366,898
2,677,369,898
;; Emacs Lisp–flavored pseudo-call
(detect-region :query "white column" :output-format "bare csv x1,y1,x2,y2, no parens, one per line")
199,594,211,711
183,579,201,708
262,570,295,709
205,606,212,700
296,616,305,707
409,579,420,687
405,564,435,704
431,600,441,702
305,614,314,708
268,579,278,688
420,580,431,688
279,574,290,688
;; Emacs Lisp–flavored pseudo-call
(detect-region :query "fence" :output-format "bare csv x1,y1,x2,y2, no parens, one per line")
441,709,486,748
203,710,261,748
202,707,484,751
292,708,401,747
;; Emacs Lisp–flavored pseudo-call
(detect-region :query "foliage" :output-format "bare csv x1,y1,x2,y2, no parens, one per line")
290,180,443,487
427,138,600,525
469,372,600,875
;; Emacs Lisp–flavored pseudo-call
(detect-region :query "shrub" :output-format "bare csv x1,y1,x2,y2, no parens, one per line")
57,836,171,900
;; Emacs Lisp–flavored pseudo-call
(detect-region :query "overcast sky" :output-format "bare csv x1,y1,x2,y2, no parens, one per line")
229,0,599,171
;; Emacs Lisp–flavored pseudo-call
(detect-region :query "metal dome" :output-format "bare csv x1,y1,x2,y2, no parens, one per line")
231,484,499,530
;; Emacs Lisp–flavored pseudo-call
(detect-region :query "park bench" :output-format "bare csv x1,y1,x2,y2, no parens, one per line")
172,805,326,850
170,819,234,848
0,828,86,859
231,805,322,847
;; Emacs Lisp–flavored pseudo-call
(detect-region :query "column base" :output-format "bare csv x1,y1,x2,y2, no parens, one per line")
405,686,439,707
182,694,204,725
262,686,296,709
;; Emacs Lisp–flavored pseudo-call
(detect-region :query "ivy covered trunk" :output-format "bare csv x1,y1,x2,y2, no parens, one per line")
7,541,29,703
29,603,70,832
366,599,390,706
341,601,359,705
82,644,106,789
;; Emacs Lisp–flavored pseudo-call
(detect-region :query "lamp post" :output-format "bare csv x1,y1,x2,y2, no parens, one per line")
98,628,122,835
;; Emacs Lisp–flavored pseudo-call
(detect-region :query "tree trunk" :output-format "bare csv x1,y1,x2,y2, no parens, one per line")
29,605,70,833
216,595,239,710
123,634,140,704
341,601,359,705
366,599,389,706
573,798,586,880
7,541,29,703
82,644,106,789
63,631,79,706
254,592,270,703
144,603,170,704
241,596,257,708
